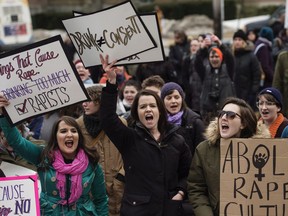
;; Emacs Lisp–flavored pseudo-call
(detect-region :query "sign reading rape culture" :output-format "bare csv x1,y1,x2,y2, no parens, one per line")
0,175,40,216
63,0,156,67
0,35,89,125
220,138,288,216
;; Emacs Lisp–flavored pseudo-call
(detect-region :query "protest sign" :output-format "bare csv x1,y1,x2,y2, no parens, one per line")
0,174,40,216
63,0,156,67
220,138,288,216
0,35,89,125
117,13,165,65
73,11,165,65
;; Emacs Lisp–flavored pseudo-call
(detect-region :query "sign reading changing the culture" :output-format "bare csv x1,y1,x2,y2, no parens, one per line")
220,138,288,216
0,35,89,125
63,0,156,67
0,175,40,216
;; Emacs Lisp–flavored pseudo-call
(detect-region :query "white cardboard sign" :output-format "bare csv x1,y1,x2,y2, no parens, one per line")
63,0,156,67
0,35,89,125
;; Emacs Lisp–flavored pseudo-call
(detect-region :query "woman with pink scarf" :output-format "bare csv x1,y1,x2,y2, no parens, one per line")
0,94,108,216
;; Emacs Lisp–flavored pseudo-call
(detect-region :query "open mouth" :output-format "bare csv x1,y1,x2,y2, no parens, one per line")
145,114,153,122
221,123,229,131
65,140,74,148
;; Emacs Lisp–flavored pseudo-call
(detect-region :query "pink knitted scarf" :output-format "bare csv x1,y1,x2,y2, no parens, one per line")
52,148,89,205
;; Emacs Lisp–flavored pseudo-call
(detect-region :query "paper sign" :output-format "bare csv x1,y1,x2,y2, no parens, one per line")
0,35,89,125
117,13,165,65
0,174,40,216
220,138,288,216
63,0,156,67
73,11,165,65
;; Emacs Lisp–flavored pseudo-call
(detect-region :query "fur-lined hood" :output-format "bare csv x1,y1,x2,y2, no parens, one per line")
204,118,271,145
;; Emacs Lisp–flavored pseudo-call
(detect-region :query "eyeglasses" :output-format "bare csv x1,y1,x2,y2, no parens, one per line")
256,101,276,107
218,110,241,120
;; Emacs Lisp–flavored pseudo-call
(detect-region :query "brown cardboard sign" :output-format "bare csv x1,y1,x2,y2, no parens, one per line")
220,138,288,216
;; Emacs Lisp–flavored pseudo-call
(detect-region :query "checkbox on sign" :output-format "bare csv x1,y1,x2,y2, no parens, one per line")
15,99,28,115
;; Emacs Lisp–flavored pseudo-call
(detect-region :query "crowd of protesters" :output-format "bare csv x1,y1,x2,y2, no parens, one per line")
2,14,288,216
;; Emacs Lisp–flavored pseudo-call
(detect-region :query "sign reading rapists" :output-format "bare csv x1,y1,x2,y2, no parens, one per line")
0,35,89,125
63,0,156,67
220,138,288,216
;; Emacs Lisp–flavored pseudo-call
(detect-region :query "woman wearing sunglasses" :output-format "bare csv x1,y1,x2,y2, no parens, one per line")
256,87,288,138
187,97,270,216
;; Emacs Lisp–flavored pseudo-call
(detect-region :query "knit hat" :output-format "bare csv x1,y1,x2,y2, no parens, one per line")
259,27,274,42
210,47,223,62
161,82,184,100
259,87,282,108
233,29,247,41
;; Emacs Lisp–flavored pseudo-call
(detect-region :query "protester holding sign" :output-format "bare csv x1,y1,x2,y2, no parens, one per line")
256,87,288,138
76,85,125,216
187,97,270,216
99,54,192,216
0,94,108,215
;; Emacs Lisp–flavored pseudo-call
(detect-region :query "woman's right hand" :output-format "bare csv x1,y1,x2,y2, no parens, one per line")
99,54,117,84
0,93,9,114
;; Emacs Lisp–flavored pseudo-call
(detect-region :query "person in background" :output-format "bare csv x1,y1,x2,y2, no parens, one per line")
246,29,258,44
256,87,288,138
116,79,141,117
77,85,125,216
141,75,165,96
232,29,261,111
187,97,270,216
195,40,235,126
254,26,274,89
161,82,205,216
0,94,108,215
74,59,94,85
100,54,192,216
272,50,288,117
161,82,205,157
182,38,201,111
169,29,191,86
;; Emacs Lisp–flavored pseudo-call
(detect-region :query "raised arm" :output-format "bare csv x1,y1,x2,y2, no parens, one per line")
0,94,43,165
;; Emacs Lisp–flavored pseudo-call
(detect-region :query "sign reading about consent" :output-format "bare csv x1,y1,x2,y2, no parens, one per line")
63,0,156,67
0,35,89,125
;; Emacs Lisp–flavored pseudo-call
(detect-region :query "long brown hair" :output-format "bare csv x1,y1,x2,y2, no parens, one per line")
40,116,99,168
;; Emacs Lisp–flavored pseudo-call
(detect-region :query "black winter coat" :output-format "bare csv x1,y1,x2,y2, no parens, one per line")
233,48,261,109
176,108,205,157
100,82,192,216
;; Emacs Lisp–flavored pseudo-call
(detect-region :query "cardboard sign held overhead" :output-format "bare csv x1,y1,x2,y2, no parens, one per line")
73,11,165,65
220,138,288,216
63,0,156,67
0,35,89,125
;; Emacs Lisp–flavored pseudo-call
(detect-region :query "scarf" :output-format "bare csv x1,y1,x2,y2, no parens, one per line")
83,112,102,137
52,149,89,205
269,113,285,138
167,110,184,126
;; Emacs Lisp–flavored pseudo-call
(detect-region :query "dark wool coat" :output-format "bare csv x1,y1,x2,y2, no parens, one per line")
100,82,192,216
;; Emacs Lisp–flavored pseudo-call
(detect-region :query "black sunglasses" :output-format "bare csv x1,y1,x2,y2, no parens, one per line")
218,110,241,120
